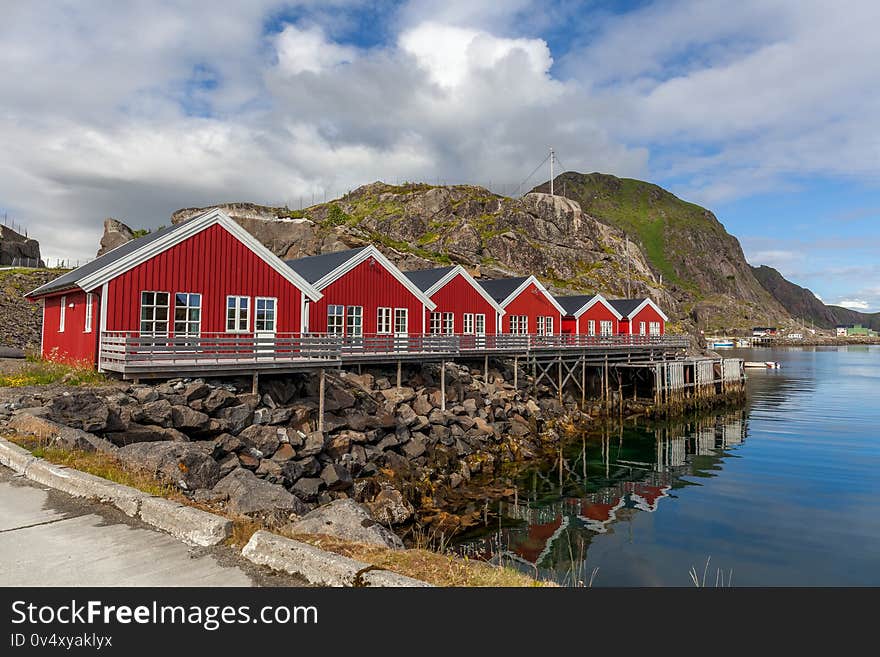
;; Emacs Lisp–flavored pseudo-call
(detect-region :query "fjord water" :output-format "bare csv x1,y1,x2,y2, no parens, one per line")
457,346,880,586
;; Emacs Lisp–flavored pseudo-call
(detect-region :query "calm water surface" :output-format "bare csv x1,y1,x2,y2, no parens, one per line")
455,346,880,586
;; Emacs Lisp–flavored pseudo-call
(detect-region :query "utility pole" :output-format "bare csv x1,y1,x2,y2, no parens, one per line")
625,236,631,298
549,147,554,196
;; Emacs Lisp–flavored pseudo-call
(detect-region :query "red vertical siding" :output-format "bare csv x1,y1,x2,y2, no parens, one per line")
424,273,499,334
561,317,577,334
106,223,303,334
503,282,562,334
577,302,620,335
308,258,425,334
40,290,99,364
630,305,665,335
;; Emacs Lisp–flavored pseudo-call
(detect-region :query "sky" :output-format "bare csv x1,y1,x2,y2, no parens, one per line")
1,0,879,311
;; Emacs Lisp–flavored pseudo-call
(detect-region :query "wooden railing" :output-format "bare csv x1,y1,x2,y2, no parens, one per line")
99,331,689,371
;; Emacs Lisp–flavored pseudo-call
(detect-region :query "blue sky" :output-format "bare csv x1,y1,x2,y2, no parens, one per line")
1,0,878,310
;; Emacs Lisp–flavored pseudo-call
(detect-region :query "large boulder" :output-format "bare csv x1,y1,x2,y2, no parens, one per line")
116,441,221,490
212,468,307,517
131,399,174,427
214,404,253,434
47,392,110,432
365,485,414,526
238,424,282,456
288,499,403,549
170,405,209,431
8,412,116,454
105,423,188,446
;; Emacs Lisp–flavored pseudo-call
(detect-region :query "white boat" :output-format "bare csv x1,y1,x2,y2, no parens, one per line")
736,339,751,347
710,340,734,348
744,361,781,369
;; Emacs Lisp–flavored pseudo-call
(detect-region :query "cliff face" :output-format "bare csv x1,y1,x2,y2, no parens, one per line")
532,172,791,330
0,225,42,267
97,218,136,256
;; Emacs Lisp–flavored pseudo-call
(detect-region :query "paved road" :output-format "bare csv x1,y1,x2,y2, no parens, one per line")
0,466,305,586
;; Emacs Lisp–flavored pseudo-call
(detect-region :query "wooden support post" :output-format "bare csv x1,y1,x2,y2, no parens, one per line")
604,355,610,412
557,356,563,402
618,370,623,418
396,360,402,389
484,354,489,382
252,371,259,395
514,355,518,388
580,355,586,406
318,368,325,432
440,360,447,412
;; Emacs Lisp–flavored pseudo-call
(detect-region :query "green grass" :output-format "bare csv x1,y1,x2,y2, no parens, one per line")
0,359,105,387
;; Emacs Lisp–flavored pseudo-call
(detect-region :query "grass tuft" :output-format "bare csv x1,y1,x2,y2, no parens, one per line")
0,358,105,387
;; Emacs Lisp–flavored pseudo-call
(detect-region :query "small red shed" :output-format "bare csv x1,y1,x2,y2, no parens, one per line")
477,276,564,336
608,298,668,336
286,245,436,339
404,265,505,337
556,294,622,337
25,209,323,367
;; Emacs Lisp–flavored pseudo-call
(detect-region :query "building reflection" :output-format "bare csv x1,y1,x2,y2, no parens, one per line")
455,410,748,582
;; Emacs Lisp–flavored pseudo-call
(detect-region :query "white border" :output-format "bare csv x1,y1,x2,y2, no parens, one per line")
559,293,623,320
420,265,507,316
491,275,567,315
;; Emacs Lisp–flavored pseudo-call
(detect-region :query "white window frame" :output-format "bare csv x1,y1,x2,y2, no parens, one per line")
84,293,93,333
521,316,528,335
174,292,202,337
346,305,363,338
443,312,454,335
429,311,442,335
327,304,345,336
588,319,596,336
649,321,661,336
59,295,67,332
545,316,554,336
255,297,278,333
141,291,170,336
475,314,486,336
377,307,392,334
639,321,646,336
226,295,250,333
536,316,545,336
394,308,408,336
600,320,613,336
463,313,474,334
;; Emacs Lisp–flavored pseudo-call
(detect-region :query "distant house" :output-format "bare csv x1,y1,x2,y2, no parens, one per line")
556,294,622,337
751,326,778,337
286,245,435,338
835,325,851,337
835,323,877,337
404,265,505,337
608,298,668,336
477,276,565,336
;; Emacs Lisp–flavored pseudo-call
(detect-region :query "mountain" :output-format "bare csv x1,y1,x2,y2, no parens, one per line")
751,264,880,330
532,172,790,330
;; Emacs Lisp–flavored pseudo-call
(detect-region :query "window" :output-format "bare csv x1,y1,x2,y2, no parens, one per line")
174,293,202,336
140,291,170,336
377,307,392,334
346,306,363,337
83,293,94,333
649,321,661,336
536,316,545,336
588,319,596,336
443,312,454,335
394,308,408,335
475,314,486,335
429,311,442,335
255,297,277,333
59,295,67,332
509,315,527,334
545,316,554,336
226,296,249,333
600,320,613,336
463,313,474,334
639,321,646,335
327,305,345,336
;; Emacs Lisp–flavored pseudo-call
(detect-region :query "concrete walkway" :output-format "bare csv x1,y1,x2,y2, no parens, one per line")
0,466,305,586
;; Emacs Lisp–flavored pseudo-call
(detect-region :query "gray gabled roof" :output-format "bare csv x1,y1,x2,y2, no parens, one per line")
26,221,192,298
608,298,647,318
476,277,529,303
284,247,368,285
403,266,456,292
556,294,597,316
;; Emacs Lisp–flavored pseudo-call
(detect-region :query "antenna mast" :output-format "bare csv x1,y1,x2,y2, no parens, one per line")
549,147,554,196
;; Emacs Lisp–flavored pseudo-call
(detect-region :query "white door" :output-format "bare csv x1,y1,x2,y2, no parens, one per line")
475,313,486,347
394,308,408,350
255,297,277,358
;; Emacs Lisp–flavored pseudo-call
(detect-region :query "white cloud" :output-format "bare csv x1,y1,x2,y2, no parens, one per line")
274,25,356,75
837,299,870,310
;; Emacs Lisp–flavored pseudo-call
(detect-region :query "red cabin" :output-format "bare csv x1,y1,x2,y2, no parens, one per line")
404,265,505,338
477,276,564,336
286,245,435,341
25,209,322,368
556,294,622,337
608,298,668,336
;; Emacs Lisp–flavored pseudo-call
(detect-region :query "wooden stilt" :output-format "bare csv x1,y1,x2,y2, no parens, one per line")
440,360,446,412
514,355,518,388
396,360,402,389
252,371,259,395
580,355,586,406
484,354,489,382
318,368,325,432
604,355,610,412
557,356,563,402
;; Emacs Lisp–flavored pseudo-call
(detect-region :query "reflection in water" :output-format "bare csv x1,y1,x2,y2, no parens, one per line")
456,411,748,584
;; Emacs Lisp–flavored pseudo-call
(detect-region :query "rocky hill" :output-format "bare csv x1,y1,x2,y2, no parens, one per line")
0,225,42,267
0,268,66,350
532,172,791,331
752,264,880,330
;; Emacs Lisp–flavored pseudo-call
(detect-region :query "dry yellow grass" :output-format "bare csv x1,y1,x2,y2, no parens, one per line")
7,433,551,587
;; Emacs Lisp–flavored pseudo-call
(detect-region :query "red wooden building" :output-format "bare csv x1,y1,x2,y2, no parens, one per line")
556,294,622,337
608,298,668,336
285,245,435,339
25,209,322,367
477,276,565,336
404,265,505,336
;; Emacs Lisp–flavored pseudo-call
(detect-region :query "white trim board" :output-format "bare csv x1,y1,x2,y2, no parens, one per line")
622,298,669,322
568,294,622,320
311,244,437,310
423,265,506,316
498,275,566,315
77,209,323,302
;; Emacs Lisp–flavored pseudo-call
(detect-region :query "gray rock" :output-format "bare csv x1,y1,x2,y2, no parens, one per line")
48,392,110,432
237,393,261,411
403,434,426,458
281,457,320,484
238,424,281,456
397,403,417,426
214,404,253,434
107,423,188,446
212,468,307,517
132,388,159,404
320,463,352,491
183,381,211,402
271,443,296,462
117,441,221,489
376,435,398,451
323,433,351,459
217,453,240,478
268,407,293,425
211,433,243,457
255,459,283,481
298,431,324,457
292,477,323,502
327,387,356,411
288,499,403,549
203,388,237,414
133,399,174,427
412,395,433,416
171,404,209,431
252,408,271,424
366,485,414,525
